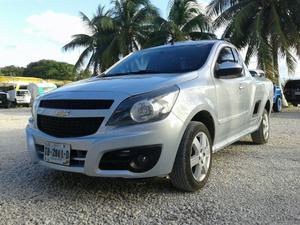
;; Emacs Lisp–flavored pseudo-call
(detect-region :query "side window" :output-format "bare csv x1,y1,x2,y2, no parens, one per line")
232,49,245,76
232,49,244,65
250,71,257,77
215,47,244,79
217,47,235,63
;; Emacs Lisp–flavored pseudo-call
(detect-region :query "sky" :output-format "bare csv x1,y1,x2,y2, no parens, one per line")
0,0,299,78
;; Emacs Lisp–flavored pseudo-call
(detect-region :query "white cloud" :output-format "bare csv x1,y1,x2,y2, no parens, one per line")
0,11,87,67
23,10,87,44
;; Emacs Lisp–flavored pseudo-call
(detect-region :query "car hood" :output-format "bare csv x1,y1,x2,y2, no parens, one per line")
54,72,198,96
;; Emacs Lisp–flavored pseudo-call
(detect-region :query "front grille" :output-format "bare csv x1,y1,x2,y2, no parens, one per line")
0,94,7,101
39,99,114,110
37,114,104,138
35,144,87,167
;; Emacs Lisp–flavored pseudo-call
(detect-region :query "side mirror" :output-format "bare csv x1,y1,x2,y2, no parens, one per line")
215,62,243,78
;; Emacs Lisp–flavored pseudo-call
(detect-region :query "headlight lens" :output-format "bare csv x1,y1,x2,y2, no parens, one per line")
107,86,179,126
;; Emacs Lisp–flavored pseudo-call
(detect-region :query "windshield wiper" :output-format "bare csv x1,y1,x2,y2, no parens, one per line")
106,70,162,77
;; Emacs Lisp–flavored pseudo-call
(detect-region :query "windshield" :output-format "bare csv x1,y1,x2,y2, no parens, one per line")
19,85,28,90
106,43,214,76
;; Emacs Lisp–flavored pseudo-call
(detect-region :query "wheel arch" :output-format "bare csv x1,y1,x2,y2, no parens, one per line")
190,110,216,144
265,99,271,114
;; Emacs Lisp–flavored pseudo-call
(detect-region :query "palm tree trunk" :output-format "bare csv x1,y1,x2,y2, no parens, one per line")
272,47,289,107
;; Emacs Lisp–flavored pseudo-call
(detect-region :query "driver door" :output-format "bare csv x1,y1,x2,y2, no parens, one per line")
213,47,245,140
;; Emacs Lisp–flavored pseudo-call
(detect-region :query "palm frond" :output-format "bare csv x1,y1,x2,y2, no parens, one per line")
63,34,92,51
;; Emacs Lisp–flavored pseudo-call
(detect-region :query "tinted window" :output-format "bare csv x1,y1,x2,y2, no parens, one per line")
106,43,214,76
250,71,257,77
217,47,235,63
232,49,246,77
232,49,243,65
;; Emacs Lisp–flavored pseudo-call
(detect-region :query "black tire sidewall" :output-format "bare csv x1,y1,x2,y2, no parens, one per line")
259,110,270,143
277,98,282,111
274,97,282,112
178,122,212,190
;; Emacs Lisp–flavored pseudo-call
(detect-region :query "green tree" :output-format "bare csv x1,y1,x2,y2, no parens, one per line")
143,0,215,48
208,0,300,84
63,6,117,75
23,60,89,81
0,65,25,76
64,1,160,75
108,0,160,55
165,0,215,42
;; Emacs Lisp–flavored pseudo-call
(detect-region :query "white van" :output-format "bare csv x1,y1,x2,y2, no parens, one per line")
7,85,31,107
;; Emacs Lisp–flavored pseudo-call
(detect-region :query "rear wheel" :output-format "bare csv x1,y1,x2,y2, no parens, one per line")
251,109,270,144
292,103,298,107
170,122,212,192
273,97,282,112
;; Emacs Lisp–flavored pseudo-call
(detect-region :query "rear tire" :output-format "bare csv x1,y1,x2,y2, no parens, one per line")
273,97,282,112
170,122,212,192
251,109,270,144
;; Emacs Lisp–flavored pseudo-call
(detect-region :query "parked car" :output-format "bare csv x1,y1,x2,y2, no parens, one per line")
26,40,273,192
0,92,9,108
284,79,300,107
249,69,282,112
7,85,31,107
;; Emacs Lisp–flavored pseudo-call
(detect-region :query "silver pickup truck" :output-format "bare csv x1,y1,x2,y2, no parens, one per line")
26,40,273,191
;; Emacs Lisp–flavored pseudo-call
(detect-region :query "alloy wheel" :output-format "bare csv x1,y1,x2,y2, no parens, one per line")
190,132,211,182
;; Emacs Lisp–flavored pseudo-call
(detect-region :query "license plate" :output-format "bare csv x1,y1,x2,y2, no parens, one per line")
44,142,71,166
295,91,300,95
0,100,2,103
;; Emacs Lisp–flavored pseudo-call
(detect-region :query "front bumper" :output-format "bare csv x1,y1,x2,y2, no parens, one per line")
26,113,185,178
16,98,30,104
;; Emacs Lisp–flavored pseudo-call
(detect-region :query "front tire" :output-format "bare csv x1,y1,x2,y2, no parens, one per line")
170,122,212,192
251,109,270,144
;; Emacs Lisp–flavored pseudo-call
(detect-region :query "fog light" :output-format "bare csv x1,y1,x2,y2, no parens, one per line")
138,155,150,164
129,154,151,171
99,145,162,173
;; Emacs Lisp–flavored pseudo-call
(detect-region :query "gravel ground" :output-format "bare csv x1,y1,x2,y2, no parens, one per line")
0,107,299,225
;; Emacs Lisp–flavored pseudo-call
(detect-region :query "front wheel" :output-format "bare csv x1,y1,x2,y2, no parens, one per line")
251,109,270,144
170,122,212,192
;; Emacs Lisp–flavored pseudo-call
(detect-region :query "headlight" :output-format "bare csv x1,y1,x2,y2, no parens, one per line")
107,86,179,126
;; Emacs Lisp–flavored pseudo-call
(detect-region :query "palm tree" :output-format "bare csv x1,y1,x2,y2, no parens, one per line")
208,0,300,85
143,0,215,47
63,6,117,75
64,1,160,74
106,0,161,56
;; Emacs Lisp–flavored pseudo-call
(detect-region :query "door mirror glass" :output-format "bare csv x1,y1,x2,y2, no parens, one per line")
215,61,243,78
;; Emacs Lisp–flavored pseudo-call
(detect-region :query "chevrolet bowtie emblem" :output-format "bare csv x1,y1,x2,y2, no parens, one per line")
55,111,71,117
